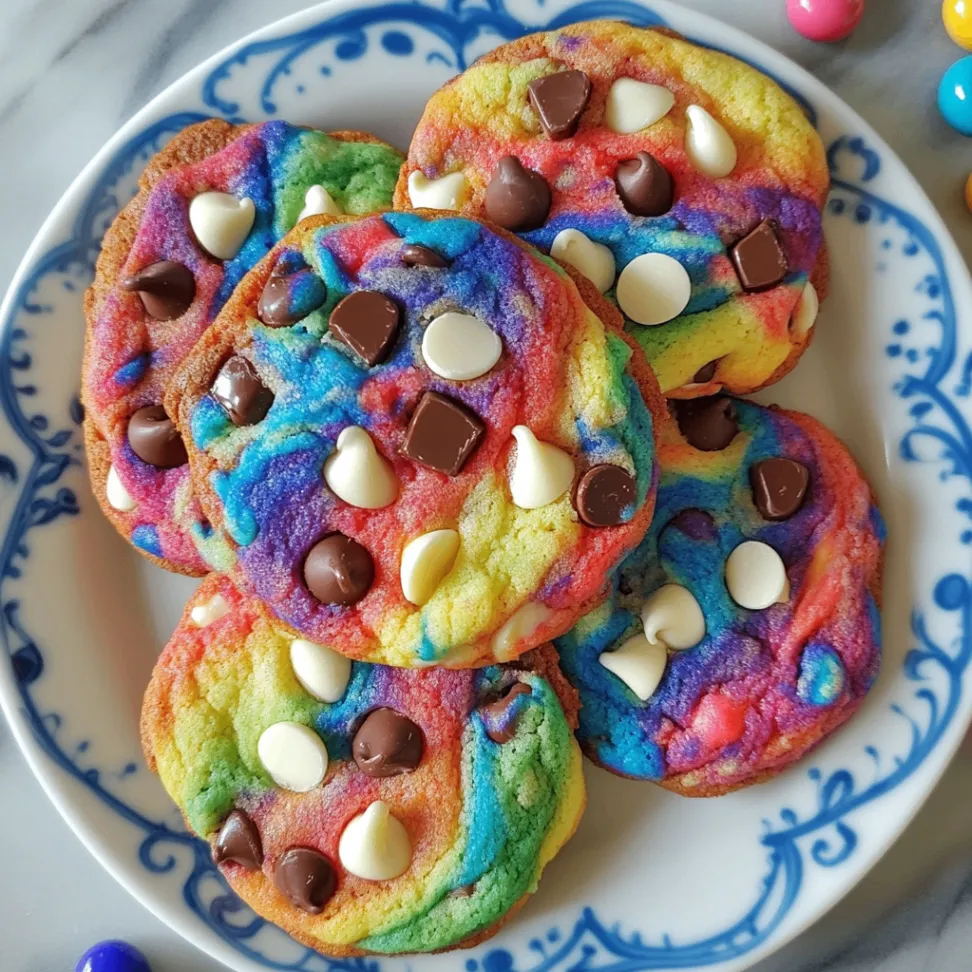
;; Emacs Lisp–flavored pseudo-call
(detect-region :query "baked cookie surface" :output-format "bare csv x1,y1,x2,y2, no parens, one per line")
84,119,404,573
396,21,829,398
141,574,585,955
555,399,884,795
168,210,664,668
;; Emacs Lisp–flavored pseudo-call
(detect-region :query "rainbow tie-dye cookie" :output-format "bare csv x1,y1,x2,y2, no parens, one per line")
555,399,884,796
395,21,829,398
166,211,664,668
84,119,404,574
141,574,585,956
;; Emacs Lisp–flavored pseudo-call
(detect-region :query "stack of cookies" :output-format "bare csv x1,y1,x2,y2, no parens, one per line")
84,21,885,957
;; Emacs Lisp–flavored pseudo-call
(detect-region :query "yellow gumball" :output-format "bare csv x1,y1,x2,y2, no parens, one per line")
965,172,972,213
945,0,972,51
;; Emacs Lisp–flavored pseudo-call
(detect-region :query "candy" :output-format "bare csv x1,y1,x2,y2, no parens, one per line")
76,941,150,972
939,56,972,134
786,0,864,43
944,0,972,51
965,171,972,212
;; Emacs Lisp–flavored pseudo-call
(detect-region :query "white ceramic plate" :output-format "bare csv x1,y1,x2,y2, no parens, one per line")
1,1,970,970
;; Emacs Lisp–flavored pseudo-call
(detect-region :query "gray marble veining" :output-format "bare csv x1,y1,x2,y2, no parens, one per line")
2,1,972,970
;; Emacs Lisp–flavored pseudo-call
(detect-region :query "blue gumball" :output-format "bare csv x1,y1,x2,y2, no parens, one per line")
939,56,972,134
75,940,151,972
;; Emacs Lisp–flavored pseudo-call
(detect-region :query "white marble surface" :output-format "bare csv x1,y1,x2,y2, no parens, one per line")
2,0,972,970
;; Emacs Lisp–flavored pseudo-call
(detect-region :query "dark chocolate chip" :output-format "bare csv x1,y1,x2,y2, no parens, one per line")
527,69,591,140
211,356,273,427
692,360,718,384
484,156,551,231
352,708,424,777
121,261,196,321
750,458,809,521
481,683,532,743
127,405,187,468
730,220,788,292
615,152,674,217
672,397,739,451
303,534,374,605
274,847,337,914
401,244,448,268
665,508,717,541
402,391,485,476
329,291,401,367
257,264,327,327
212,809,263,870
575,464,637,527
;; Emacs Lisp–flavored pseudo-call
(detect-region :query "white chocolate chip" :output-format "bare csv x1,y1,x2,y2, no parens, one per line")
407,170,468,211
106,464,136,512
509,426,575,509
599,634,668,701
725,540,790,610
684,105,737,178
323,426,398,509
640,584,705,650
257,721,328,792
616,253,692,326
290,638,352,703
604,78,675,134
189,593,230,628
550,228,616,293
421,312,502,381
189,192,256,261
297,185,344,223
490,603,552,661
400,529,460,606
338,800,412,881
791,281,819,337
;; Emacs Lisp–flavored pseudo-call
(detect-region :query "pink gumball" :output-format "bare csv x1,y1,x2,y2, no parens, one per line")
786,0,865,42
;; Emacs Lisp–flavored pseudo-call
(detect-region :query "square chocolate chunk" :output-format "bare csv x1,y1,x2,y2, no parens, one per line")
730,220,788,292
403,392,485,476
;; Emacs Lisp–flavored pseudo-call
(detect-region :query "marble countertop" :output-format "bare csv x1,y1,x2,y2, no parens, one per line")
2,0,972,970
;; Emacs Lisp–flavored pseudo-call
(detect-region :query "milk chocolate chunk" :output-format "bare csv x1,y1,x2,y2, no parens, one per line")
127,405,187,468
211,355,273,427
401,244,448,268
576,464,637,526
750,458,809,520
121,261,195,320
484,156,552,231
213,809,263,870
527,69,591,140
303,534,374,606
481,683,532,743
731,220,788,291
329,290,401,367
615,152,674,217
672,397,739,451
274,847,338,914
352,708,424,777
402,391,484,476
